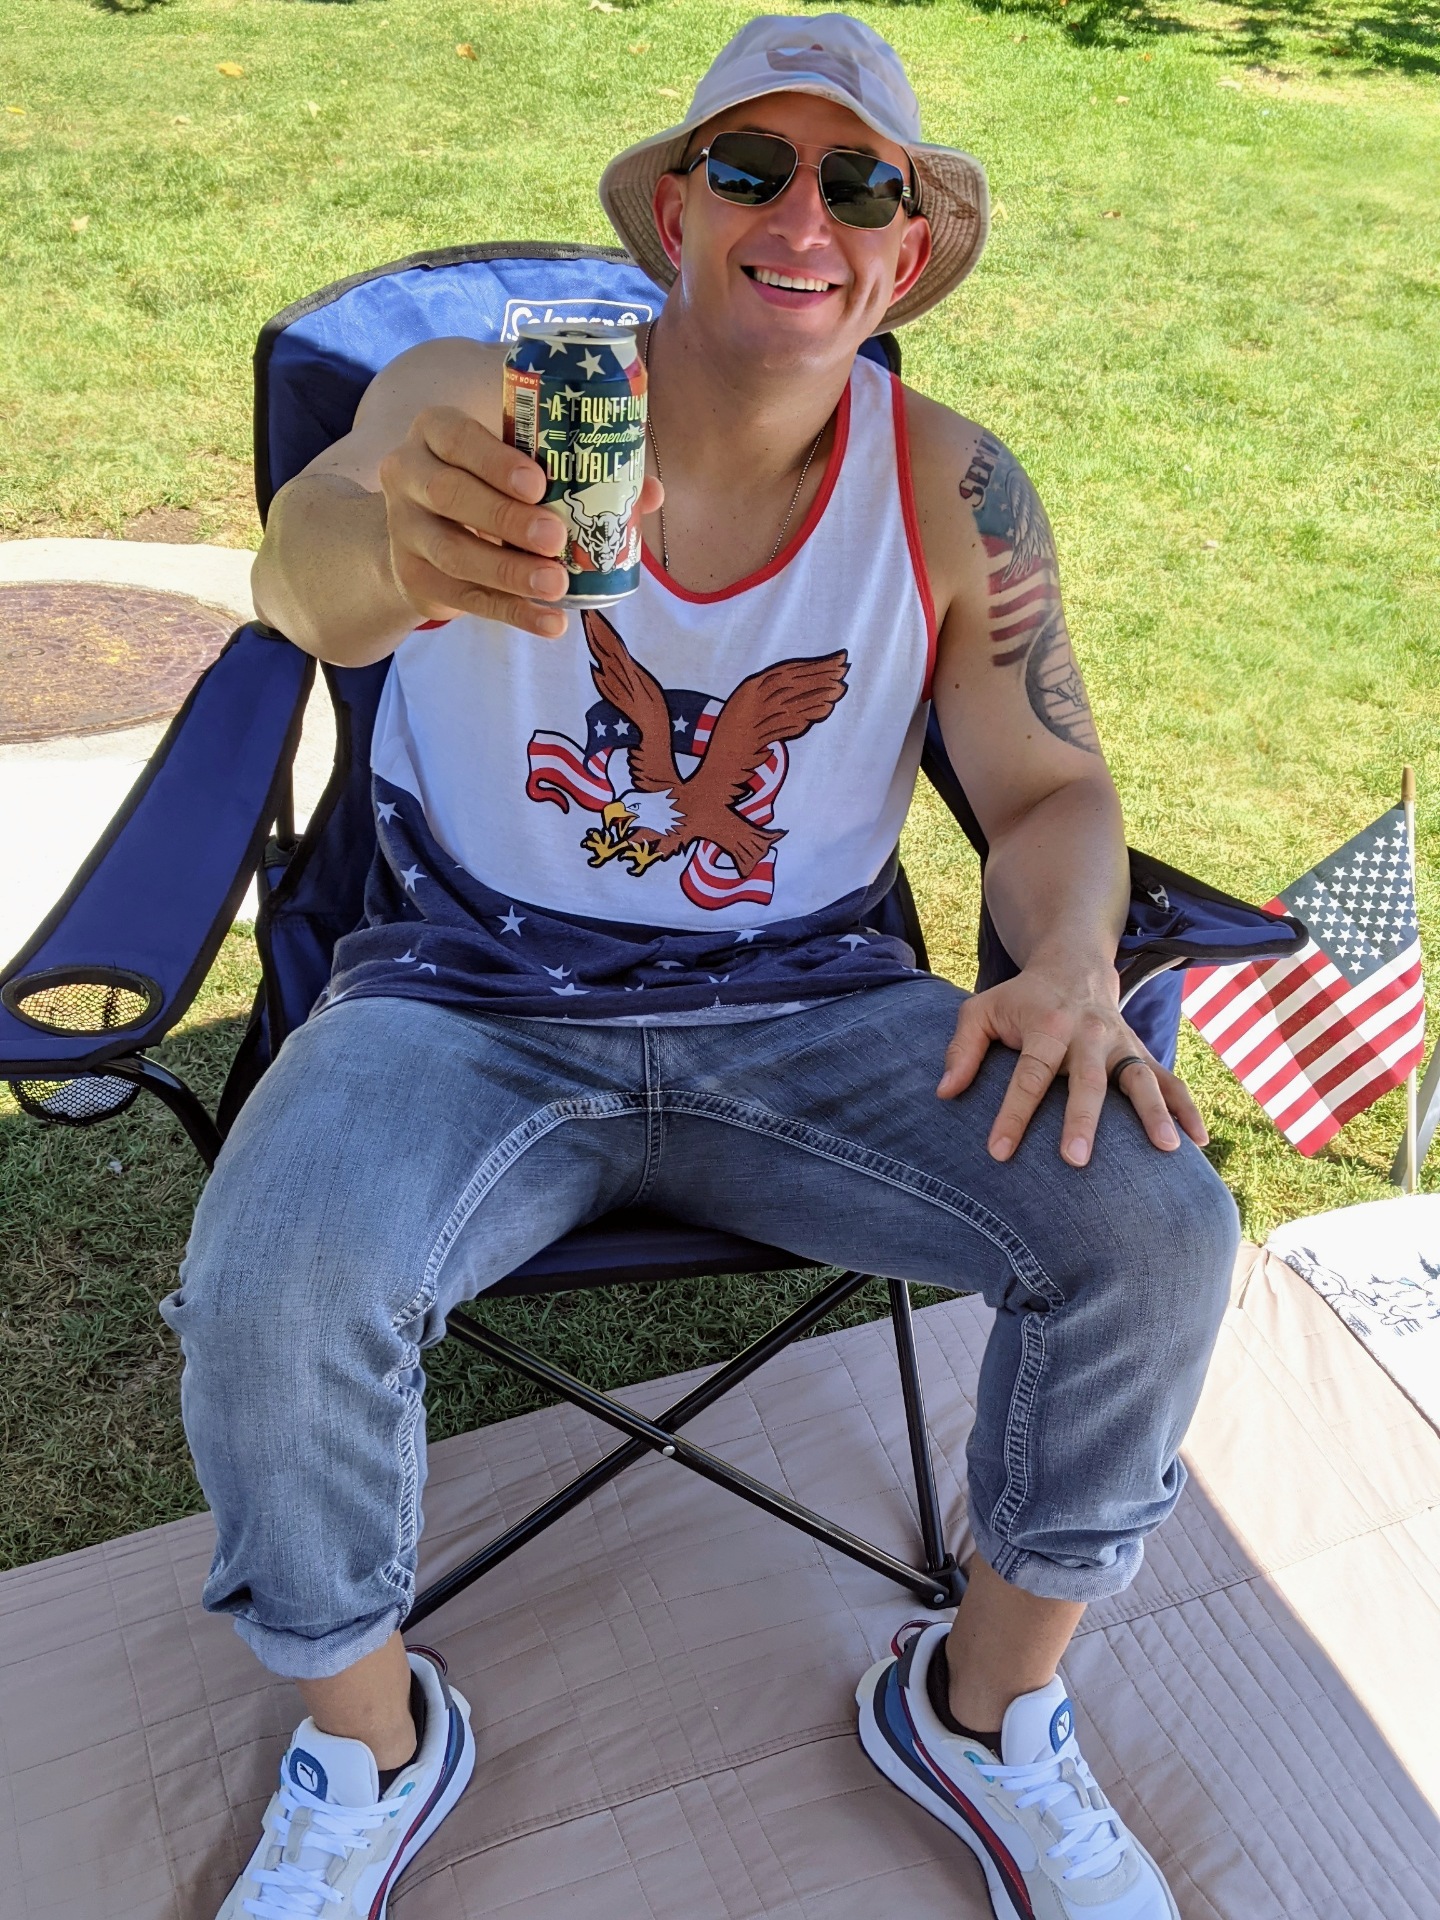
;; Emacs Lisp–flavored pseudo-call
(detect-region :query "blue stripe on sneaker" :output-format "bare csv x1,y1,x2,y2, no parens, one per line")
874,1661,1036,1920
367,1705,466,1920
875,1658,934,1777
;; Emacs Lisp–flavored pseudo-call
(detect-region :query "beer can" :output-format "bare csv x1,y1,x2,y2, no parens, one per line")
503,323,648,608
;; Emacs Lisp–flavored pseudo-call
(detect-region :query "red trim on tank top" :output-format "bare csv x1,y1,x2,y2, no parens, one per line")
641,380,853,603
890,374,938,702
415,618,450,630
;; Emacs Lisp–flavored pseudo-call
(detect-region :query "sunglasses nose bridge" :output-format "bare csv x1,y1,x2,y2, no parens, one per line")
742,156,850,232
774,157,831,219
695,138,908,229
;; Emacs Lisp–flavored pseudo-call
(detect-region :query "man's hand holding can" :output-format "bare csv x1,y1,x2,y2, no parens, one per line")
376,396,659,639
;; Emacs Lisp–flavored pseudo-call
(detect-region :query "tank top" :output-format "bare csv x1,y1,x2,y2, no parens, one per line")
324,356,938,1023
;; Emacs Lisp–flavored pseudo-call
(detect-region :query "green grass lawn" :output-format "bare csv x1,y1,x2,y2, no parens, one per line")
1,0,1437,1568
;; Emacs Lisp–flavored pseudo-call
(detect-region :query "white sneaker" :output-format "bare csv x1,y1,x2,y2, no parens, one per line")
218,1647,475,1920
857,1620,1179,1920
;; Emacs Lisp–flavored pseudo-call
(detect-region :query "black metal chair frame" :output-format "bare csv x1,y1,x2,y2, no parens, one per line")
415,1259,963,1627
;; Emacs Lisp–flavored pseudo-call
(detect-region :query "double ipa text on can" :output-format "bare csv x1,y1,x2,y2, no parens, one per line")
503,324,648,608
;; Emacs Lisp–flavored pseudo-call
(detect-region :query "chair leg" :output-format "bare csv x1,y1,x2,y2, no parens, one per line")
406,1267,876,1629
406,1272,968,1631
109,1055,222,1169
413,1287,956,1625
888,1278,964,1604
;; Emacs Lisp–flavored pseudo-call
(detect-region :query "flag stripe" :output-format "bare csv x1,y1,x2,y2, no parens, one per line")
1263,986,1425,1132
680,842,776,908
1188,945,1332,1052
1182,809,1423,1157
1244,962,1422,1110
1197,945,1420,1075
1267,975,1428,1113
1286,1011,1427,1152
1221,969,1421,1124
525,733,615,811
1224,951,1421,1091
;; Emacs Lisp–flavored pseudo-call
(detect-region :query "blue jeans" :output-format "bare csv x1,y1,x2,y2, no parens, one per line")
161,979,1238,1679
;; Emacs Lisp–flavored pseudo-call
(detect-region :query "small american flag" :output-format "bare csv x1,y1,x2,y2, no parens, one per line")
1182,808,1425,1156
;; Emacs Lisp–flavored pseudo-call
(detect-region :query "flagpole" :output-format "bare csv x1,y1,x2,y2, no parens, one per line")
1403,765,1419,1194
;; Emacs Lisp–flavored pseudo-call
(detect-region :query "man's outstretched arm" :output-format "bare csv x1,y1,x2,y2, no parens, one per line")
249,337,580,664
913,410,1206,1167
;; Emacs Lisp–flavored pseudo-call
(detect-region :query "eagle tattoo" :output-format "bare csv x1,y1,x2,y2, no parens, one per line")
995,459,1055,589
578,610,848,879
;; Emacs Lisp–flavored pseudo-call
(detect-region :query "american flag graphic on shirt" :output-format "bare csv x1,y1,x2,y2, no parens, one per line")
1182,809,1425,1156
524,688,788,910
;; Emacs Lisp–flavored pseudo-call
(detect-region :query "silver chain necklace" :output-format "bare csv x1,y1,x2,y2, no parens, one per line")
641,326,827,577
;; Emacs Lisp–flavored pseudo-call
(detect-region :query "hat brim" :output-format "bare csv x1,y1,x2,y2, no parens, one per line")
598,83,989,329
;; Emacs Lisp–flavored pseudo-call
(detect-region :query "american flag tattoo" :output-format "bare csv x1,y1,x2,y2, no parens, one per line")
959,434,1099,755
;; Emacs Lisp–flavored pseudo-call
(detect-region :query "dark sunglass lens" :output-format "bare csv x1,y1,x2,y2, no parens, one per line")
706,132,795,206
820,152,906,228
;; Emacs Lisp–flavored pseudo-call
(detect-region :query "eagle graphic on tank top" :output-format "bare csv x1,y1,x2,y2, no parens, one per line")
524,610,849,911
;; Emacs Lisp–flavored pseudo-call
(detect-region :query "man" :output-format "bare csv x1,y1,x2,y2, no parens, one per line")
172,15,1237,1918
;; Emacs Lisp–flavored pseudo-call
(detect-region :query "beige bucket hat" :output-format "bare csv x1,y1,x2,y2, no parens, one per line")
598,13,989,329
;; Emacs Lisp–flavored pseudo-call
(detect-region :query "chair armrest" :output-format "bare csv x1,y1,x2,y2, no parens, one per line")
0,625,313,1076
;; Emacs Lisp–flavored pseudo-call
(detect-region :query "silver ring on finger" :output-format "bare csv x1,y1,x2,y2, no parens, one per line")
1107,1052,1148,1091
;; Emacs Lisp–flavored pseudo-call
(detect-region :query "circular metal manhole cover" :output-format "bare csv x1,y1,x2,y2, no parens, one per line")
0,582,235,745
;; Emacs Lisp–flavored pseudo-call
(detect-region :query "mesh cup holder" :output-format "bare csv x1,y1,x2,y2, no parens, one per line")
8,1074,140,1125
1,965,162,1037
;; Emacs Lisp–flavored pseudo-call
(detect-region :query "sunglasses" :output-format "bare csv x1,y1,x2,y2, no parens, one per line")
682,130,917,231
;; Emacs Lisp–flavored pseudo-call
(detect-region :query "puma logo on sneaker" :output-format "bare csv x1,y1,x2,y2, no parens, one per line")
215,1648,475,1920
287,1751,328,1798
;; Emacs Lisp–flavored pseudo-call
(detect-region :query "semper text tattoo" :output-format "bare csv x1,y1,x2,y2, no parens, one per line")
958,436,1099,754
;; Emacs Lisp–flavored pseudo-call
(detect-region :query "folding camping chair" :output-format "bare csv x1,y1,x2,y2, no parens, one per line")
0,243,1306,1628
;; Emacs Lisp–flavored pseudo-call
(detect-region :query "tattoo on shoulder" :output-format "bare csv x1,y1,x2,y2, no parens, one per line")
958,436,1099,755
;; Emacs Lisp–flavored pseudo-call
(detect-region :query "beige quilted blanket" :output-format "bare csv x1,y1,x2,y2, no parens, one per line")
3,1246,1438,1919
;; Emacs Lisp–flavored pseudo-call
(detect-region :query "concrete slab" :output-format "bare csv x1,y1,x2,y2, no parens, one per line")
0,537,257,613
0,540,338,971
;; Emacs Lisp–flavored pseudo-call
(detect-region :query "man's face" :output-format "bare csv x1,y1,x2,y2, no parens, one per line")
651,90,931,364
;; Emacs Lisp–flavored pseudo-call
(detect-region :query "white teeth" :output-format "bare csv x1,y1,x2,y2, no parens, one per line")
751,267,832,292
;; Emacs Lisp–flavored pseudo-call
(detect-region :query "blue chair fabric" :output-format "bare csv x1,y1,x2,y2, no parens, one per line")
254,241,895,520
0,628,311,1078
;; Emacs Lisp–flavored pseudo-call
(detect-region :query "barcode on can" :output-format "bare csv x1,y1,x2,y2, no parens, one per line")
504,366,543,457
511,383,538,455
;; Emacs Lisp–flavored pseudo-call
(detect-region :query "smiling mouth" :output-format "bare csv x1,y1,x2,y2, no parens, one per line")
744,266,837,293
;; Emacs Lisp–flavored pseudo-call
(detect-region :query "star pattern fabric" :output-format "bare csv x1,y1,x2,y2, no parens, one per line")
1280,824,1418,982
323,776,921,1022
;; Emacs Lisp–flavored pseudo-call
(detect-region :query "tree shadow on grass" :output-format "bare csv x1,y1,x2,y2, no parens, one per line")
1228,0,1440,70
945,0,1440,75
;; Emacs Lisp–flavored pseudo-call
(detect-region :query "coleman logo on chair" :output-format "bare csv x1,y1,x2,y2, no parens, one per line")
499,296,655,340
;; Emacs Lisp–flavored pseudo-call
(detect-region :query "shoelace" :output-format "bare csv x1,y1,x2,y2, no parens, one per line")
973,1753,1129,1883
242,1778,397,1919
